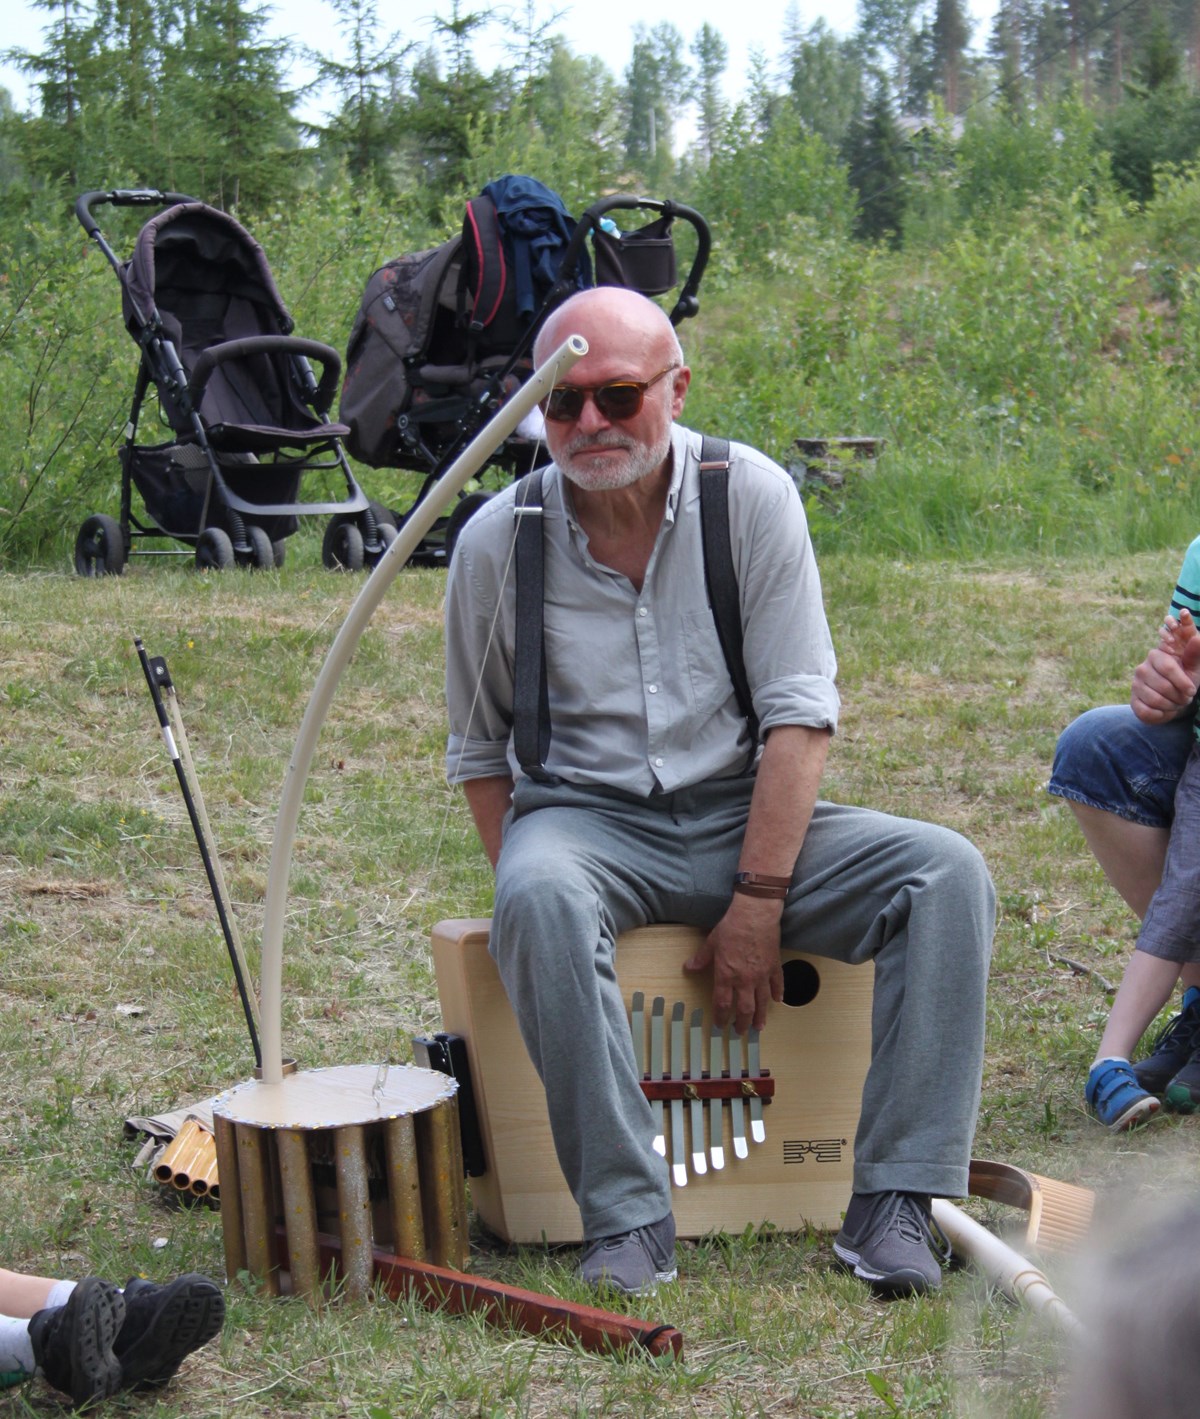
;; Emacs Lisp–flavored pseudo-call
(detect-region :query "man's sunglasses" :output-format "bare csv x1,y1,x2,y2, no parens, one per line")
541,365,677,424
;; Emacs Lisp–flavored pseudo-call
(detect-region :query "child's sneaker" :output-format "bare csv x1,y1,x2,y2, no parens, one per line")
1164,1051,1200,1112
1086,1058,1161,1132
1132,988,1200,1094
113,1273,224,1389
28,1277,124,1409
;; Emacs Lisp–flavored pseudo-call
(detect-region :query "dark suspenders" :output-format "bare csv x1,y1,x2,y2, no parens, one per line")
697,436,760,745
512,468,554,782
512,435,757,780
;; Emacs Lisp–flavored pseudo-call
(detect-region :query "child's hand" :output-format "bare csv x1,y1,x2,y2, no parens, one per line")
1134,609,1200,722
1159,609,1200,669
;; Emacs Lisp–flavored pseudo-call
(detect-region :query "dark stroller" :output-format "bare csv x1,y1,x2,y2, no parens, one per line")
337,184,711,567
74,189,378,574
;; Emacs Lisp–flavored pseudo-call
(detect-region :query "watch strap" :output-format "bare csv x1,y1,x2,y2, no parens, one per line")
732,871,791,900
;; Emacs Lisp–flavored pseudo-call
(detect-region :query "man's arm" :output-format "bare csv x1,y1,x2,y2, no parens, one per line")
684,723,830,1035
462,774,515,870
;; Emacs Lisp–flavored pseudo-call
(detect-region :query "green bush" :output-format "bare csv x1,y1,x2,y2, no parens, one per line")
8,171,1200,567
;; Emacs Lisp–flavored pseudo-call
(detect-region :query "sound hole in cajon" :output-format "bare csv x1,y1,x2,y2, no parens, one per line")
781,958,820,1008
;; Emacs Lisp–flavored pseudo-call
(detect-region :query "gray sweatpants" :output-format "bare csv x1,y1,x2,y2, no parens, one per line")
490,775,995,1239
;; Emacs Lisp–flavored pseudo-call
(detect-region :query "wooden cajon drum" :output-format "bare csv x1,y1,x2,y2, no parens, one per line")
431,918,873,1244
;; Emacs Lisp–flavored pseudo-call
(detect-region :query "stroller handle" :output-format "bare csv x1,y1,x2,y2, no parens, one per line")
75,188,202,237
189,336,342,416
563,195,712,326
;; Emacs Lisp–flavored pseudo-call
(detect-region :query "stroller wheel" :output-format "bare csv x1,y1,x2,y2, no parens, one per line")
272,540,287,569
366,521,397,570
195,527,235,571
74,514,128,577
322,516,365,572
237,524,275,570
444,491,494,565
369,500,398,531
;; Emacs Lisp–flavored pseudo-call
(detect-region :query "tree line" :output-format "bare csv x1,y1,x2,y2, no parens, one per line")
4,0,1200,246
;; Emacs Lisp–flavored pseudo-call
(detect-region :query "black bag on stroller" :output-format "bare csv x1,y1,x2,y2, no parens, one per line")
337,178,710,566
73,188,382,575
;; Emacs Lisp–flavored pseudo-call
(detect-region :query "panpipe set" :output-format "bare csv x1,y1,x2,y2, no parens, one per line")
153,1117,220,1200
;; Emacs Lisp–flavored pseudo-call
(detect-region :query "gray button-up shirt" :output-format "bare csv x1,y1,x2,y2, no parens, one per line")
444,424,839,796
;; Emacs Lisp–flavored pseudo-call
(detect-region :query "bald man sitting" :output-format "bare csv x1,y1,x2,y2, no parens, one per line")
443,288,994,1298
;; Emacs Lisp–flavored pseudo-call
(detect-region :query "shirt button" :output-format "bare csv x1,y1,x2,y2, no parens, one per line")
655,758,664,767
638,607,648,617
648,684,658,693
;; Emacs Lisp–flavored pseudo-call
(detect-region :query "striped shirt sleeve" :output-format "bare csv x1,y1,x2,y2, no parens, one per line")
1169,535,1200,620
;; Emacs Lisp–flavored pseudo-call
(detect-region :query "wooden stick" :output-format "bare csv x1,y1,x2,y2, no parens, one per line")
274,1227,683,1360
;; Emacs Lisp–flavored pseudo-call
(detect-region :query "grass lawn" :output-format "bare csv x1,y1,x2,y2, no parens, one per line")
1,536,1195,1417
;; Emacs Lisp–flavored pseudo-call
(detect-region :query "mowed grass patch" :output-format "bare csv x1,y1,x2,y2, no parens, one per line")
1,550,1196,1417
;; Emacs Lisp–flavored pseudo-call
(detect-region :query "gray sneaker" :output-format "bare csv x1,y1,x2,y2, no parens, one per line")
833,1191,950,1297
579,1213,677,1296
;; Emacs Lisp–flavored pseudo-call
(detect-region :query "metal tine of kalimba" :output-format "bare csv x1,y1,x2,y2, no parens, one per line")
631,989,645,1086
669,1002,687,1187
689,1007,707,1176
709,1020,725,1170
650,997,666,1157
747,1028,766,1145
729,1031,748,1160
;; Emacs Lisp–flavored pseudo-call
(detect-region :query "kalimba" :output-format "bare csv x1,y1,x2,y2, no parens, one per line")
431,919,874,1244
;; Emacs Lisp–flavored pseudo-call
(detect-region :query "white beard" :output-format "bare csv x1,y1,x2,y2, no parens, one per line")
556,426,672,492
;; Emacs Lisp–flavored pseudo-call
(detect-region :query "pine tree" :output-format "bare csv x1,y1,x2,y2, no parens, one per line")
690,22,727,166
307,0,411,197
167,0,302,209
855,0,926,107
931,0,971,112
6,0,102,186
621,22,688,185
843,78,908,244
405,2,502,201
785,17,865,150
988,0,1026,111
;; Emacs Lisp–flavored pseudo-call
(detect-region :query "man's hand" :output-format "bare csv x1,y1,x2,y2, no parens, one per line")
684,896,785,1035
1132,609,1200,724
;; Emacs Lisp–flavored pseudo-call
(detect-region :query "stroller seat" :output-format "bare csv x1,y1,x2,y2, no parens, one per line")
125,204,352,449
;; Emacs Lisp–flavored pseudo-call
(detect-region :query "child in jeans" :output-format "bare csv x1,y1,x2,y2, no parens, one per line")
1082,598,1200,1130
1050,536,1200,1130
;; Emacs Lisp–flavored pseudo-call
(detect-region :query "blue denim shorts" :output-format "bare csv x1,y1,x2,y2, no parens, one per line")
1048,704,1195,829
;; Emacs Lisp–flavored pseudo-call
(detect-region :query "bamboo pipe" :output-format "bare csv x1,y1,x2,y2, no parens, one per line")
931,1199,1082,1336
212,1113,245,1281
153,1117,211,1189
275,1129,320,1301
383,1114,425,1262
334,1125,374,1300
256,335,588,1084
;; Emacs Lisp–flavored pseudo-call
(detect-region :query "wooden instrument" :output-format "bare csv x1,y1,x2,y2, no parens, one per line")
212,1064,469,1299
967,1158,1095,1255
432,919,874,1244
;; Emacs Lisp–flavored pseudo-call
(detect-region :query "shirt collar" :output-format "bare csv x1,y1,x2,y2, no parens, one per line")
663,425,688,526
